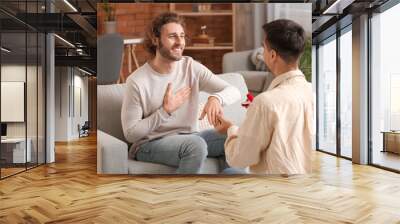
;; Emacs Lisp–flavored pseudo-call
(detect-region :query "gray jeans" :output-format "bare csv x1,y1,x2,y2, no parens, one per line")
136,129,234,174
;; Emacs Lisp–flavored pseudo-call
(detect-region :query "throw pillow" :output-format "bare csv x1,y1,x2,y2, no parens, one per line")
250,47,267,71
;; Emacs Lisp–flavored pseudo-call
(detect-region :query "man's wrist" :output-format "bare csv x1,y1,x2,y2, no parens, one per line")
161,106,172,116
208,95,222,104
227,125,239,137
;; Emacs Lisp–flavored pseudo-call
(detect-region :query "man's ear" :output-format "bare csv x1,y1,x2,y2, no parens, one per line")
151,36,158,46
270,49,277,60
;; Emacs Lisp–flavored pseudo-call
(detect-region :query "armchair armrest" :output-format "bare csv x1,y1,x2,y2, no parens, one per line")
222,50,254,73
97,130,129,174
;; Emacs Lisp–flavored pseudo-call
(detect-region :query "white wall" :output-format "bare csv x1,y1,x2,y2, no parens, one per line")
71,73,89,138
55,67,89,141
55,67,70,141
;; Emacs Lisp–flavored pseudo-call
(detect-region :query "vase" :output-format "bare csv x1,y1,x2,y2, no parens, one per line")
104,21,117,34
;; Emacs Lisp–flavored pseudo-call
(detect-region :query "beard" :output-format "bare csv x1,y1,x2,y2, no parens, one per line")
158,40,183,61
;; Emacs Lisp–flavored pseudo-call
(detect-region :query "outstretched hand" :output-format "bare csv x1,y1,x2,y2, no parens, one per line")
199,96,223,126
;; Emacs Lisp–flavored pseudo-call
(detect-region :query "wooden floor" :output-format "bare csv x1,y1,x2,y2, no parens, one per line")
1,167,26,178
373,151,400,171
1,135,400,223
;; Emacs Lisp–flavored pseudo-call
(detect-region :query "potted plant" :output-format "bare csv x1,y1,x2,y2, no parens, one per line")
300,38,312,82
101,0,116,34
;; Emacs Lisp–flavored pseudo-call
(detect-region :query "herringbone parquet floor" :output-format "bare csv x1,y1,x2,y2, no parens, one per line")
1,134,400,223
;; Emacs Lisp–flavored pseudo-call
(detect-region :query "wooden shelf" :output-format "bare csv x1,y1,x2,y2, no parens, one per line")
169,3,236,74
185,46,233,50
174,11,233,16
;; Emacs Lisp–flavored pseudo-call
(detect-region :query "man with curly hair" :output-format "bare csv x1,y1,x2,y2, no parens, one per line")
121,12,241,174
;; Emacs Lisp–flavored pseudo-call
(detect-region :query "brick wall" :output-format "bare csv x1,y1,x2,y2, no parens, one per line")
98,3,233,81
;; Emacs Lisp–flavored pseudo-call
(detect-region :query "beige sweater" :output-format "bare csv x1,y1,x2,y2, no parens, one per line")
121,56,241,158
225,70,314,175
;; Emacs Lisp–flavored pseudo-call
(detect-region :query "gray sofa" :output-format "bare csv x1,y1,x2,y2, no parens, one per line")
222,50,274,95
97,73,248,174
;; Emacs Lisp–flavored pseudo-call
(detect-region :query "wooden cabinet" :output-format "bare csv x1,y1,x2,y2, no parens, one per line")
169,3,235,74
382,131,400,154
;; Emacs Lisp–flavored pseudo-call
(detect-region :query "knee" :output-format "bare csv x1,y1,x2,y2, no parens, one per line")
180,136,208,159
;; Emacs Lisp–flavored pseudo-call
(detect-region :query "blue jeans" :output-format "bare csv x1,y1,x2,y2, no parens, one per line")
136,129,239,174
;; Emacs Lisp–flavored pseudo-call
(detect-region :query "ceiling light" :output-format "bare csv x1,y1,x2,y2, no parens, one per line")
322,0,355,15
78,67,92,76
63,0,78,12
54,34,75,48
76,48,85,55
1,47,11,53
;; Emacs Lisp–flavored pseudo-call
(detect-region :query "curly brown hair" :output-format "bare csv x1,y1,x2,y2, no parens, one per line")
144,12,185,56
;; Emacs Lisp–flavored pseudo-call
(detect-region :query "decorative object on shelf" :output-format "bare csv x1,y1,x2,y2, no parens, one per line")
198,4,212,12
191,25,215,47
101,0,117,34
192,4,199,12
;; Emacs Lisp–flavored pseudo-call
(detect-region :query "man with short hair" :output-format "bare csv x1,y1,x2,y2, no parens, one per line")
215,19,314,175
121,12,241,174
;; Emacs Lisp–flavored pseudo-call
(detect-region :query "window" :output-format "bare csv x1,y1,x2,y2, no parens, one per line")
317,35,337,154
339,27,352,158
0,1,46,179
370,2,400,171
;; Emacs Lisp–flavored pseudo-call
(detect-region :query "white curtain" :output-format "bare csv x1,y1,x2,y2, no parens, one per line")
252,3,312,49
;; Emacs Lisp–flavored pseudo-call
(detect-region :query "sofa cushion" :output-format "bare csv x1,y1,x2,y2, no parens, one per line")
237,71,267,93
222,50,254,73
199,73,248,126
97,84,127,143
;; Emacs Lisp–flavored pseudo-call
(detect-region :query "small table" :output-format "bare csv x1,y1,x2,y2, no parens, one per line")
381,131,400,154
1,138,31,164
123,38,144,73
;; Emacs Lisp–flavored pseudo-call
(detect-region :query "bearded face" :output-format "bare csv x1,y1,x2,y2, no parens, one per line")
157,22,185,61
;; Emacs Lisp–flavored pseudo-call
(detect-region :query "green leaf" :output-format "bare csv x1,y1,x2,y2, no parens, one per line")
300,38,312,82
